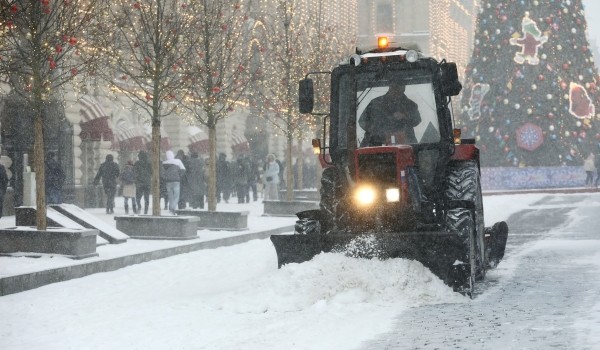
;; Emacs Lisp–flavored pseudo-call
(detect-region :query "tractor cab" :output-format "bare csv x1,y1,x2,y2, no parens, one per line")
300,40,462,218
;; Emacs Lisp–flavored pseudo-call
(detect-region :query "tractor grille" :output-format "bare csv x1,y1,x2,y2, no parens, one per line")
357,153,397,185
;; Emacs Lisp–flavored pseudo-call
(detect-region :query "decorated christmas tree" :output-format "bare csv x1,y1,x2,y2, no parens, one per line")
459,0,600,167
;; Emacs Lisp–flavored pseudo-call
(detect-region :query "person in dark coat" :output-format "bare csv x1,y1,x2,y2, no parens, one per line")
93,154,120,214
0,162,8,219
134,151,152,214
176,150,190,209
359,83,421,146
247,157,259,202
216,153,231,203
45,151,65,204
186,152,206,209
233,155,250,203
120,160,137,214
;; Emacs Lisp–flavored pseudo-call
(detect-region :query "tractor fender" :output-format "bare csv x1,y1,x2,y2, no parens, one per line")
451,143,479,161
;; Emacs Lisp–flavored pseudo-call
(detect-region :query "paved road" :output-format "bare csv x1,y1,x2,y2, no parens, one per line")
360,194,600,350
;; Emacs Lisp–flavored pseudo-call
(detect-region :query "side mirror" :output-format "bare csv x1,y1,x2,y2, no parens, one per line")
440,62,462,97
299,78,314,114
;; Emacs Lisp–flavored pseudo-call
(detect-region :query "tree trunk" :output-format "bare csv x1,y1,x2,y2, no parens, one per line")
34,108,47,231
207,125,217,211
151,120,161,216
297,137,304,190
286,131,293,201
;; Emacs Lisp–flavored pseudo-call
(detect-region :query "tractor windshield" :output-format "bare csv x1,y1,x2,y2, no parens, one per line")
355,77,440,147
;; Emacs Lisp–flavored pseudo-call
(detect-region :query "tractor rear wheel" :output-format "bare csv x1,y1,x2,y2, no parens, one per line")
445,208,476,295
445,160,486,293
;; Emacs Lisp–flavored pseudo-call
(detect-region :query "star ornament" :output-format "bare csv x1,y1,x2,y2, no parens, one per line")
516,122,544,151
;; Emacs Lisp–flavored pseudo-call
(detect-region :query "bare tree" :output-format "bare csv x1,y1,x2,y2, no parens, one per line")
0,0,102,230
256,0,346,199
179,0,254,211
96,0,200,216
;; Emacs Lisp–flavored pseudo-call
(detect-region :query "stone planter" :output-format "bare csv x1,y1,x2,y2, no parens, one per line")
115,215,200,240
176,209,248,231
279,189,320,201
0,227,98,259
263,200,320,216
51,204,128,244
15,206,83,229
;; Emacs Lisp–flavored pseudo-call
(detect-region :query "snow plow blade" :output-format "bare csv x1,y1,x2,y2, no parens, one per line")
271,230,475,293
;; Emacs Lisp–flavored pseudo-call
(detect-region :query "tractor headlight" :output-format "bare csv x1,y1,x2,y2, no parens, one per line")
385,188,400,202
406,50,419,62
355,186,377,206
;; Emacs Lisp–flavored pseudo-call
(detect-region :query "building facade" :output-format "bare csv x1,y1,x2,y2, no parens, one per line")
356,0,478,78
0,0,358,209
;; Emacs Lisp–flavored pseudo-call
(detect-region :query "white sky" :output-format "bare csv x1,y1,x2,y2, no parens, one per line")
583,0,600,43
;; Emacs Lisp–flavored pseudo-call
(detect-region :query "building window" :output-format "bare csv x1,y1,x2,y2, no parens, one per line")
376,3,393,33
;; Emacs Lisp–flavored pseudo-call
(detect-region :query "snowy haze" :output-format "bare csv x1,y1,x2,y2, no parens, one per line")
584,0,600,40
583,0,600,59
3,192,600,349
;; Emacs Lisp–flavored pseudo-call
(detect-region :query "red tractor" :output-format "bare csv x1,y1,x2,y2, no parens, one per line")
270,39,508,295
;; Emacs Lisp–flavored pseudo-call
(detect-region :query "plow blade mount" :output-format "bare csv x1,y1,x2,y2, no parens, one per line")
270,231,473,293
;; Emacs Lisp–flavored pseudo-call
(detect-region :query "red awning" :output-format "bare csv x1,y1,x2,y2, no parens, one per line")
188,127,209,154
79,96,113,141
160,136,171,151
115,118,147,152
189,139,209,153
231,131,249,154
143,125,171,151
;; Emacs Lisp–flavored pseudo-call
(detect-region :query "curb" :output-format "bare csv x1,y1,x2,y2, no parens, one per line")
0,225,294,296
483,188,600,196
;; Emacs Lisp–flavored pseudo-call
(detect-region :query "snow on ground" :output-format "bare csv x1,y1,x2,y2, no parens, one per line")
0,198,296,278
1,192,598,349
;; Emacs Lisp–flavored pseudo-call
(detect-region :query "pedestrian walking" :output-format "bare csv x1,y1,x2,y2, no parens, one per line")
595,150,600,188
248,157,259,202
276,156,285,191
134,151,151,215
0,162,8,219
216,153,231,203
120,160,137,214
187,152,206,209
45,151,65,204
93,154,120,214
233,155,249,203
584,152,595,187
264,154,280,200
176,150,190,209
162,150,186,215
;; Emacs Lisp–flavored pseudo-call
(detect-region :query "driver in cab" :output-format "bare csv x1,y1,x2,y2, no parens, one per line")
359,83,421,147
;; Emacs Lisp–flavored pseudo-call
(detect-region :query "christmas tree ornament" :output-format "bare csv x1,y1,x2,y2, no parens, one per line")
516,122,544,151
467,83,490,120
510,12,548,65
569,82,595,119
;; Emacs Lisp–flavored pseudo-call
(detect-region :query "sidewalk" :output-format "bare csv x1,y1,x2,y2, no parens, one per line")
0,199,296,296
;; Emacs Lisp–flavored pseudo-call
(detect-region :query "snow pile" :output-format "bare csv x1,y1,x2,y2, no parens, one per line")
208,251,465,314
333,234,385,258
